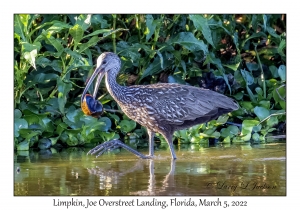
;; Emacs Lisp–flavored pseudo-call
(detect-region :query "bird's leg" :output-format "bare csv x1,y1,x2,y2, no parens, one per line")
162,159,176,189
148,160,155,193
147,130,155,157
169,159,176,175
161,133,177,159
87,139,151,159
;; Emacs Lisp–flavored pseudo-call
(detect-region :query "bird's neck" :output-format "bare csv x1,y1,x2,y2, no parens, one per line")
105,68,127,104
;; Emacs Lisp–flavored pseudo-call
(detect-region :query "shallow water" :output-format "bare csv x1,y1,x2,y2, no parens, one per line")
14,143,286,196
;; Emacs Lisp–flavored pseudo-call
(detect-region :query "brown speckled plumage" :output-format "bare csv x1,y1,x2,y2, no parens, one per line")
87,52,239,159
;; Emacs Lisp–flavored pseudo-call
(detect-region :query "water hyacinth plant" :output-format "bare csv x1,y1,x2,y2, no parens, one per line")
14,14,286,151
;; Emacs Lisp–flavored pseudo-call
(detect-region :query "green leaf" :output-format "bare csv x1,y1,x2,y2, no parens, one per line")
42,32,64,56
66,134,78,146
83,29,111,39
232,32,240,54
49,136,60,145
14,14,27,41
119,120,136,133
66,108,82,123
23,49,37,69
38,138,52,150
19,129,41,140
247,87,256,103
212,131,220,138
75,14,91,31
36,57,51,68
64,48,82,59
220,125,239,138
278,65,286,81
57,78,72,114
99,132,116,141
223,136,231,144
269,65,279,78
278,39,286,60
241,120,259,141
91,14,109,28
246,62,259,71
80,115,98,125
117,42,152,65
156,50,164,69
252,124,262,132
216,115,229,124
252,133,260,142
79,36,100,53
36,58,63,72
240,69,256,102
47,21,71,32
14,118,28,137
267,26,281,39
83,122,105,136
239,101,253,111
170,32,208,54
263,15,268,32
203,127,217,136
190,136,200,144
241,32,267,48
204,52,231,93
69,24,84,48
57,122,68,135
140,56,162,81
254,106,270,121
98,117,112,132
267,116,278,127
240,133,252,141
255,87,263,96
33,73,58,84
22,42,41,53
22,112,40,125
189,15,215,48
266,128,276,134
242,119,259,129
108,114,120,125
273,85,286,109
259,100,270,109
14,109,22,119
180,60,186,73
223,63,240,71
240,69,254,85
41,117,55,133
233,92,243,100
145,15,156,42
17,140,29,151
168,75,186,84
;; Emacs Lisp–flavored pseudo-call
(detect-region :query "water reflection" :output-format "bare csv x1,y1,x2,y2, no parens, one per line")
87,159,176,195
14,143,286,196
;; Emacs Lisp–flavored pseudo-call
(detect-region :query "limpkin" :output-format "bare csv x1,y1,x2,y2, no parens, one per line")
82,52,239,159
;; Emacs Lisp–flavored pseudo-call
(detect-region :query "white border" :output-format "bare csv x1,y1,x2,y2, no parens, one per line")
3,1,296,209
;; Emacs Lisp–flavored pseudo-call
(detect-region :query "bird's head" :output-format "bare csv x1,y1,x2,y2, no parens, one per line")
81,52,120,103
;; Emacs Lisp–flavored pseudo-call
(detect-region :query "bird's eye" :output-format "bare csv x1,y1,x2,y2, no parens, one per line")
102,60,107,64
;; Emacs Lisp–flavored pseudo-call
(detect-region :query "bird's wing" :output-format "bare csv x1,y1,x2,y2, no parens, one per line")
137,83,237,125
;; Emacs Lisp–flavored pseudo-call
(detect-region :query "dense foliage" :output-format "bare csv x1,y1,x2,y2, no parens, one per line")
14,14,286,151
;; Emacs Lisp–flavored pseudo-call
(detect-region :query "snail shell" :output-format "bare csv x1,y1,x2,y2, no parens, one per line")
81,94,103,118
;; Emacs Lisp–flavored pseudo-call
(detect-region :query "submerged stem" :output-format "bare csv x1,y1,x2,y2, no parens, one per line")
112,14,117,53
254,44,266,98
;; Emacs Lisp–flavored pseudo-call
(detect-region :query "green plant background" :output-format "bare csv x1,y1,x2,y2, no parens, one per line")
14,14,286,151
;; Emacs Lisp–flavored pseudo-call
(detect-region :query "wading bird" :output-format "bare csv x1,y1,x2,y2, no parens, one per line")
81,52,238,159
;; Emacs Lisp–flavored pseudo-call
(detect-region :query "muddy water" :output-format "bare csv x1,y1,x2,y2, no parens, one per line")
14,143,286,196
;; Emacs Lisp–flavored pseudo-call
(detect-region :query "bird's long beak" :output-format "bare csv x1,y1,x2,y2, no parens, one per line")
81,66,105,103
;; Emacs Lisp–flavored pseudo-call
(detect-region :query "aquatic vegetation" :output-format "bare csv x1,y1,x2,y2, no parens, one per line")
14,14,286,150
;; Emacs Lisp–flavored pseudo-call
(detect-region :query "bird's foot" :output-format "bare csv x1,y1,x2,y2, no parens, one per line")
87,139,151,159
